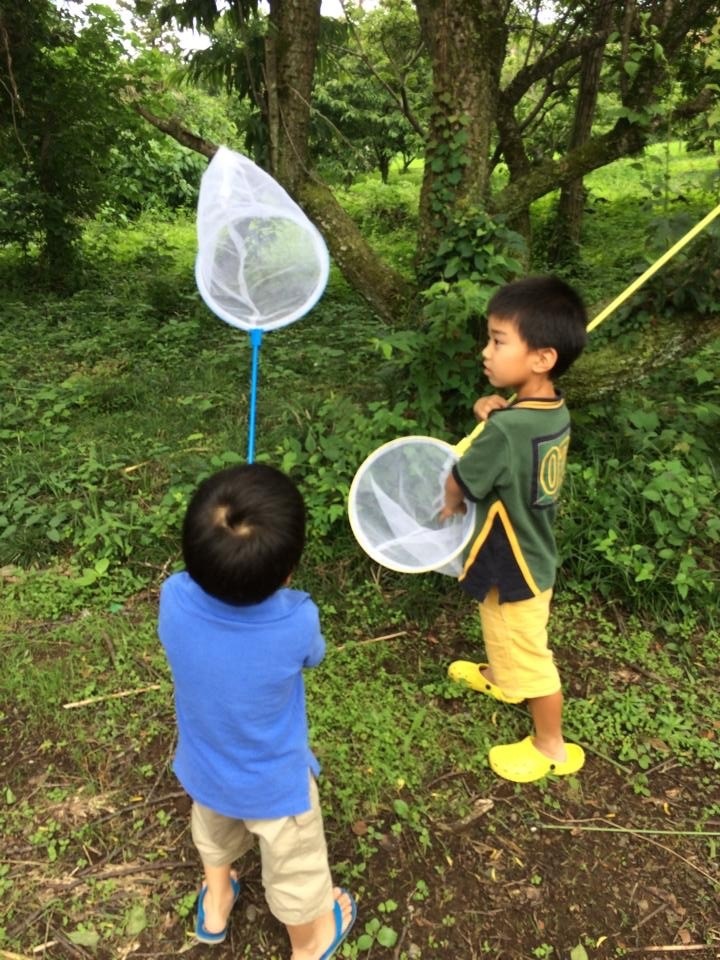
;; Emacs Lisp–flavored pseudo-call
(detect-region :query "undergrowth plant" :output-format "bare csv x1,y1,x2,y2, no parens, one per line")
373,211,525,432
558,338,720,622
2,161,720,959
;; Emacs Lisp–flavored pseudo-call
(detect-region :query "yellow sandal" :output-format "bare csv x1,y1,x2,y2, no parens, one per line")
488,736,585,783
447,660,524,704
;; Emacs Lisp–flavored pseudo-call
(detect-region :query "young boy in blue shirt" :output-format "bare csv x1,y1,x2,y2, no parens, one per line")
159,464,356,958
441,276,588,783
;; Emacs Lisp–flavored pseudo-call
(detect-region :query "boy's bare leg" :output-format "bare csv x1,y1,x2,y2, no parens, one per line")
528,690,566,762
200,864,239,934
287,887,354,960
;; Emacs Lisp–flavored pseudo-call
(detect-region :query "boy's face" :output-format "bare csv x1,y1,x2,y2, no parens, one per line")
481,314,556,392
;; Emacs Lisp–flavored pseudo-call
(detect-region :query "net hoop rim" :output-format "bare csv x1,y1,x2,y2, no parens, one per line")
348,434,476,574
194,210,330,332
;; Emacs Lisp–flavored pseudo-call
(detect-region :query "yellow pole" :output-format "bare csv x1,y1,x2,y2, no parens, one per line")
586,200,720,332
454,199,720,456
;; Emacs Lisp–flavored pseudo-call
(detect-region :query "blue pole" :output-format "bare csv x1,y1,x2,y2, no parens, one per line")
247,327,263,463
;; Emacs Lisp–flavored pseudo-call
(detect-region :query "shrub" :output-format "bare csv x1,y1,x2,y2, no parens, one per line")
558,339,720,621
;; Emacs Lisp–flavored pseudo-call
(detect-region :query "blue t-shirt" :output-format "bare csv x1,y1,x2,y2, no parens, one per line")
158,572,324,819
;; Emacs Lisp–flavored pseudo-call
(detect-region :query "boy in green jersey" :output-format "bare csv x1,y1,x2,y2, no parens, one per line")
440,275,588,783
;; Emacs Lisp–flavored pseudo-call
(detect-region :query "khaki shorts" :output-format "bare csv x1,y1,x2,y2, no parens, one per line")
479,587,561,699
190,775,334,926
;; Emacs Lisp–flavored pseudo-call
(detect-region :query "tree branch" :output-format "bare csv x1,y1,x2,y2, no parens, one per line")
132,100,412,321
131,102,218,158
502,30,609,109
493,83,715,219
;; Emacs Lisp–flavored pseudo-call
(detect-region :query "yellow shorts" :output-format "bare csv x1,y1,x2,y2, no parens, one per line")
190,775,334,926
479,587,560,700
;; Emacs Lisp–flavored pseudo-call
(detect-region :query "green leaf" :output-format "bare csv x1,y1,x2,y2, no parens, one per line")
624,59,640,78
570,946,589,960
74,568,98,587
627,410,659,431
356,933,374,950
69,927,100,948
443,257,462,279
377,926,399,947
125,903,147,936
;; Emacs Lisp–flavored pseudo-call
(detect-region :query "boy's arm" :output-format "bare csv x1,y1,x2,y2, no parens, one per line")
439,471,468,521
302,602,326,668
443,418,510,519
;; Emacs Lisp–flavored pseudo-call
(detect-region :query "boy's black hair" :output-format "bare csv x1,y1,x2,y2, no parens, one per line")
182,464,305,605
487,275,588,378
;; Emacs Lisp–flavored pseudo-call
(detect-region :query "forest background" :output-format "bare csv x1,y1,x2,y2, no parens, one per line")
1,1,719,959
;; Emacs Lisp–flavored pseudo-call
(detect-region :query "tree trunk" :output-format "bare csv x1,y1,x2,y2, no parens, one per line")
552,0,615,259
298,178,413,320
265,0,321,192
262,0,412,319
413,0,507,259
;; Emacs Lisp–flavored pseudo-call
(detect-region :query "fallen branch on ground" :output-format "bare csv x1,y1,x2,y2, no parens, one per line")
62,685,161,709
334,630,407,652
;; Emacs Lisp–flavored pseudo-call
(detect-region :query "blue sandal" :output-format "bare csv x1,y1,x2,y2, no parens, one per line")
195,876,241,945
319,889,357,960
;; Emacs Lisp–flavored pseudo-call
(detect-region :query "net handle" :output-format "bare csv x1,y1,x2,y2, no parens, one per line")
247,328,263,463
454,199,720,456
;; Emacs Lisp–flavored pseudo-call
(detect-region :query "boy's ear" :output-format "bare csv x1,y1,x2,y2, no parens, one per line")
532,347,557,374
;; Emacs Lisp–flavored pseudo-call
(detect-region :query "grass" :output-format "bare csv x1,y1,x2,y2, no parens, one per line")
2,570,719,955
1,144,719,958
338,141,720,309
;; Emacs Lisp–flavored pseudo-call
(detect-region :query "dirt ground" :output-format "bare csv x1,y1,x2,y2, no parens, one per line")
3,722,719,959
2,618,719,960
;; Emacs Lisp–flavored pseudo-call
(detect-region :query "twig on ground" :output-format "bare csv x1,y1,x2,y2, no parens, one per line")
536,818,719,887
30,942,58,955
334,630,407,652
624,946,716,953
537,823,720,838
50,930,92,960
438,798,494,832
632,901,670,931
71,858,195,887
31,942,58,955
62,684,161,709
80,790,186,829
392,921,410,960
121,447,209,473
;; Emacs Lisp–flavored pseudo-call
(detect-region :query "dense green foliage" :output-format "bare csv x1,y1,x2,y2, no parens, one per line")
1,146,718,625
311,0,427,183
0,1,128,283
0,3,243,285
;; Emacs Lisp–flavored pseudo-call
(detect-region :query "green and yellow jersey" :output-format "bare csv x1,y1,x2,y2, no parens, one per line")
453,393,570,603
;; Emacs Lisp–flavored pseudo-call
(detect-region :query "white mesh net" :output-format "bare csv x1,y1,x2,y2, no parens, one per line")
348,436,476,575
196,147,330,331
